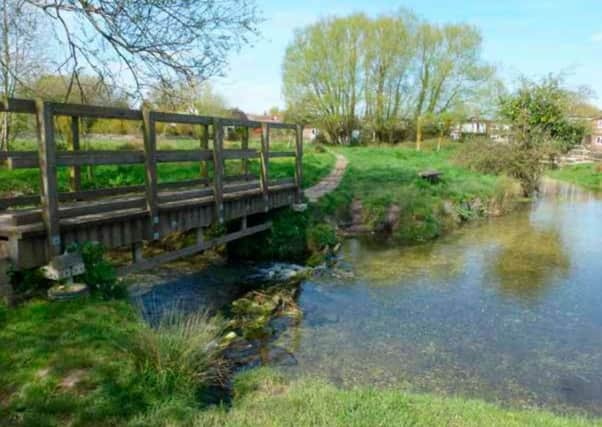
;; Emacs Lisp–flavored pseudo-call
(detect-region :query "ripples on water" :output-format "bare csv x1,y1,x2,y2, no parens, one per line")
140,179,602,416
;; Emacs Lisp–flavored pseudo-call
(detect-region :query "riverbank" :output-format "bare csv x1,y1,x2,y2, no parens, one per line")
1,297,598,427
547,163,602,192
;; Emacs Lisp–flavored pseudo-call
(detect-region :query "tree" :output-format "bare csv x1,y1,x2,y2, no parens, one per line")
363,12,416,143
283,14,368,144
12,0,260,100
499,75,587,153
0,0,43,150
413,23,494,150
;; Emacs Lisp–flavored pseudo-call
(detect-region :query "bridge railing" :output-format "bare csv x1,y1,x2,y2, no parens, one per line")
0,98,303,258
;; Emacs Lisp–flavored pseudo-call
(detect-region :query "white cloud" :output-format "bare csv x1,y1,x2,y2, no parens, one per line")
592,32,602,43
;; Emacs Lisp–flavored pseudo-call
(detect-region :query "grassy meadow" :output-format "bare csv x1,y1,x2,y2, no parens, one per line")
0,135,335,197
317,139,521,243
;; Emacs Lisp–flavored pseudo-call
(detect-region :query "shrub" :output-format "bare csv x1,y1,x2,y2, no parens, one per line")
128,310,227,397
78,242,127,300
307,223,337,253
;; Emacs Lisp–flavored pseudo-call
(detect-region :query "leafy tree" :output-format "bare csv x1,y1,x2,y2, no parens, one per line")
499,75,587,153
413,23,494,150
283,14,368,144
363,11,416,143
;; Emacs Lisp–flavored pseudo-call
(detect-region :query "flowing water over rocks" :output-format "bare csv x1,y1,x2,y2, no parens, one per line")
139,179,602,416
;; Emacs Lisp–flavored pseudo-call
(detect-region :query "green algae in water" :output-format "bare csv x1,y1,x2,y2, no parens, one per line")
277,181,602,416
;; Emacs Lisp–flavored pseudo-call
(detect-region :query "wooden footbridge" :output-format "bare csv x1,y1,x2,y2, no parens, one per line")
0,98,304,288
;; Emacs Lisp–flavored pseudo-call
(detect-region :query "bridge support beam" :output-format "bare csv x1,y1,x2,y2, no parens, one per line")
0,258,13,306
131,242,144,264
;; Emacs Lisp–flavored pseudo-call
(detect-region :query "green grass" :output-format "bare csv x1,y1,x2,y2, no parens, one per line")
0,136,335,197
0,298,224,427
3,300,599,426
199,369,599,426
547,163,602,192
318,140,520,242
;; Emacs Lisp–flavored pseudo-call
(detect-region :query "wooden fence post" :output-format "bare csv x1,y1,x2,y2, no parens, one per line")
241,126,249,179
69,116,81,192
212,119,225,223
35,99,61,258
260,123,270,211
200,123,209,180
142,108,160,240
294,124,304,202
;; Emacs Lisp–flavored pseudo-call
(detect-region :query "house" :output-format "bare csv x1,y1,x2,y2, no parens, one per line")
450,118,509,141
591,116,602,150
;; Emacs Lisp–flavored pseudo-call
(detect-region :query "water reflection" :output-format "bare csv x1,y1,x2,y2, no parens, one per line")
281,180,602,416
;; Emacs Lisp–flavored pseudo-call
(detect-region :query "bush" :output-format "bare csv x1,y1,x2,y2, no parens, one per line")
307,223,337,253
78,242,127,300
128,310,227,397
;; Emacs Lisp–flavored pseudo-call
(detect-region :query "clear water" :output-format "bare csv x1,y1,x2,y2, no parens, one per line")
275,180,602,415
141,180,602,415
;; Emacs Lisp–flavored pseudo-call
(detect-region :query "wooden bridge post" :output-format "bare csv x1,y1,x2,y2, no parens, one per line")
200,123,209,180
260,123,270,211
68,116,81,192
212,119,225,223
142,108,160,240
241,126,249,179
35,99,61,258
294,124,304,202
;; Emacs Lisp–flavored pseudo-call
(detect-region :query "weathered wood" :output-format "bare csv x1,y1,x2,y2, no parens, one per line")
131,242,144,263
150,111,212,125
118,222,271,275
269,151,296,158
52,102,142,120
212,119,225,223
0,256,13,306
200,124,209,179
69,116,81,192
155,149,213,163
260,123,270,211
295,124,304,202
265,122,297,130
418,170,443,183
5,150,146,169
241,127,249,178
142,107,160,240
222,149,259,160
35,100,61,257
0,98,35,114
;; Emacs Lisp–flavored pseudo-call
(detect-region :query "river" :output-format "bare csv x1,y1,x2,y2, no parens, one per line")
138,179,602,416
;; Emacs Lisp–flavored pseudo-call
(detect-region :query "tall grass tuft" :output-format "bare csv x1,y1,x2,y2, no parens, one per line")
129,309,228,397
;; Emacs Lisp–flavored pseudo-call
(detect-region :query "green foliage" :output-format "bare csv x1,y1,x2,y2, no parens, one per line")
283,11,495,144
499,75,587,153
78,242,126,300
548,164,602,191
128,310,226,397
307,223,337,253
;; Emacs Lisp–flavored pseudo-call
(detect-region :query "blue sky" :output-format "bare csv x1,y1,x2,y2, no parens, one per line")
212,0,602,113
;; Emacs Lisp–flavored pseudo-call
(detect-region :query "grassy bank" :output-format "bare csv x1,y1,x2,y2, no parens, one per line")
319,140,520,243
547,163,602,192
2,299,599,426
0,136,335,197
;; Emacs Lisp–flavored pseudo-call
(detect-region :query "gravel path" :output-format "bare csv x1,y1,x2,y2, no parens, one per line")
304,153,348,203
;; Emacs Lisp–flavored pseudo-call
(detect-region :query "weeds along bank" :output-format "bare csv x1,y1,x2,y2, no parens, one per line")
232,140,522,266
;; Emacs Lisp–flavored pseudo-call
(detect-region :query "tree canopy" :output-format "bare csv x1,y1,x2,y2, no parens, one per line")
282,10,495,144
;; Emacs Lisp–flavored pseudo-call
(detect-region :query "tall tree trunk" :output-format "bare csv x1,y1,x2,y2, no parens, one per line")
416,115,422,151
1,0,10,151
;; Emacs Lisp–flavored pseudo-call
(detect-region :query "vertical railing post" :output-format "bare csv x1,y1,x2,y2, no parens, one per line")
294,124,304,203
241,126,249,179
200,123,209,181
35,99,61,258
212,119,225,223
142,108,160,240
69,116,81,192
260,123,270,211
